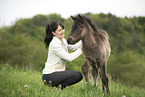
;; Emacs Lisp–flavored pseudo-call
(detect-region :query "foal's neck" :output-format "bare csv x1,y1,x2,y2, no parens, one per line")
81,24,99,45
82,30,97,46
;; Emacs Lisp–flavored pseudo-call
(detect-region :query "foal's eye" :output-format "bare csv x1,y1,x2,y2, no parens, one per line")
77,26,82,29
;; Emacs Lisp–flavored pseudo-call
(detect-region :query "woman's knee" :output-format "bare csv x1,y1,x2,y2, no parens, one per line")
74,71,83,81
79,72,83,81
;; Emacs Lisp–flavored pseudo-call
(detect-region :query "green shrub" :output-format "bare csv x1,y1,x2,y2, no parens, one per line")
108,51,145,88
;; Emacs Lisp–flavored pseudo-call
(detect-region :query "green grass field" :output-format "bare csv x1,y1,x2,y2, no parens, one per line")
0,64,145,97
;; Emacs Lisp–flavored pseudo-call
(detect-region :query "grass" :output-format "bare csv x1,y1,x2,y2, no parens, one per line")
0,64,145,97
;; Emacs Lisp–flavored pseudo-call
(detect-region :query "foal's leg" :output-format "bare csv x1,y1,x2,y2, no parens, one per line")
81,58,91,85
91,64,99,87
99,61,110,93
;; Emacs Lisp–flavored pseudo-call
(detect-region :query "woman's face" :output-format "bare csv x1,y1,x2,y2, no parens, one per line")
52,25,65,41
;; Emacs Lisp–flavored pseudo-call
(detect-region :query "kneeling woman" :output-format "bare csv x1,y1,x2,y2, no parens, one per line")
42,21,83,89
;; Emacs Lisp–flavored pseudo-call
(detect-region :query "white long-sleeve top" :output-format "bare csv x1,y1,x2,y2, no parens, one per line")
43,37,82,74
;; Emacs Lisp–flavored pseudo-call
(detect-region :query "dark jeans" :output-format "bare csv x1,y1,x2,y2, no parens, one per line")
42,70,83,89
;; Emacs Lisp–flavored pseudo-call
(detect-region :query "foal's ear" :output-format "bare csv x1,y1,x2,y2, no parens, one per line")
71,16,76,21
78,14,83,20
78,14,82,18
78,14,85,23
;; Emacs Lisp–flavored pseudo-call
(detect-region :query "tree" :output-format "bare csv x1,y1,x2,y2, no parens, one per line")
32,14,48,26
47,13,65,23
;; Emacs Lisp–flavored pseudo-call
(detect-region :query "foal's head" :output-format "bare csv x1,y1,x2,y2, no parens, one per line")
67,14,98,44
67,14,87,44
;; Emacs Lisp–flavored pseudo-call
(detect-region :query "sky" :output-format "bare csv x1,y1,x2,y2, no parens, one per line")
0,0,145,27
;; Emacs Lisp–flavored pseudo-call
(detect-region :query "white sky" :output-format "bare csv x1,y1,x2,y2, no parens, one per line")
0,0,145,27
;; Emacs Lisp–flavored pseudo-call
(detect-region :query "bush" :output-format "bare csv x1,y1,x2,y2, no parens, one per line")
0,31,47,71
108,51,145,88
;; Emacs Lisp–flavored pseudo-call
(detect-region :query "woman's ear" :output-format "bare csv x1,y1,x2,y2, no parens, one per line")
52,31,56,36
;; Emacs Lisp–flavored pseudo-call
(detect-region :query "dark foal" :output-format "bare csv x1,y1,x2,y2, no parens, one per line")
67,14,111,93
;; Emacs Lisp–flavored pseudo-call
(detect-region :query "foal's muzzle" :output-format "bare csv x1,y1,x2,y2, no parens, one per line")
67,36,75,44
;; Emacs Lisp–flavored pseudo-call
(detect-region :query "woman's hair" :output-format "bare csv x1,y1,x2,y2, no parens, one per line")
44,21,64,49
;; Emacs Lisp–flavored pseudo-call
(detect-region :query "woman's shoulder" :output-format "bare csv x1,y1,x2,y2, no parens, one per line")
49,37,63,48
62,38,67,43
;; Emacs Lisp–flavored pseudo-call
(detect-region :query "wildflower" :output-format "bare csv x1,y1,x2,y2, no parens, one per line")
21,94,23,97
24,85,28,88
122,95,126,97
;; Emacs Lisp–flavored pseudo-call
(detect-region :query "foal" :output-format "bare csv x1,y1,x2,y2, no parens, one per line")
67,14,111,93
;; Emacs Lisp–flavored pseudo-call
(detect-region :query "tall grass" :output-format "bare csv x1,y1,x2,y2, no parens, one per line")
0,64,145,97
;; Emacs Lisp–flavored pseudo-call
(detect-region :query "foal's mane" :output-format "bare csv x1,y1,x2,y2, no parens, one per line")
76,15,99,33
75,15,108,40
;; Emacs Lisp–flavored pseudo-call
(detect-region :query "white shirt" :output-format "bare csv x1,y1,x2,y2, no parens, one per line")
43,37,82,74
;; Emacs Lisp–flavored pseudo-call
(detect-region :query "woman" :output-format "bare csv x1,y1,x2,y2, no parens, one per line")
42,21,83,89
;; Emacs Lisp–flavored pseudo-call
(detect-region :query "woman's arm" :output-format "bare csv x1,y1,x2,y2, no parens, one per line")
51,43,82,62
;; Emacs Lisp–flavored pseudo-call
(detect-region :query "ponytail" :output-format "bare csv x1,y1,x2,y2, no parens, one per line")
44,24,53,49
